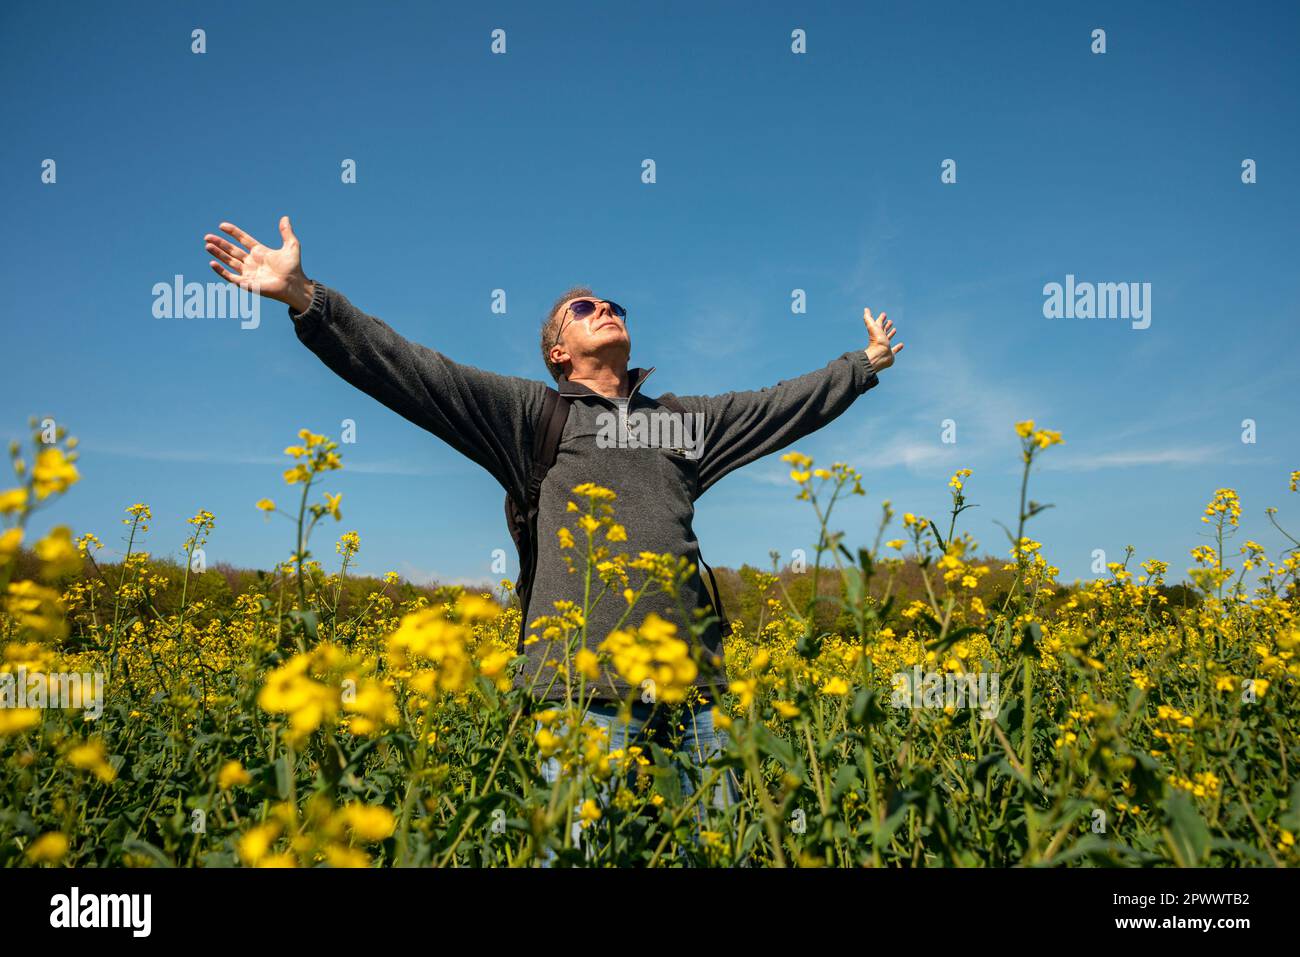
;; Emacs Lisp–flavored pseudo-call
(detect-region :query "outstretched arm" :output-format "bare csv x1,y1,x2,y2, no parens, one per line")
675,308,902,494
203,218,548,502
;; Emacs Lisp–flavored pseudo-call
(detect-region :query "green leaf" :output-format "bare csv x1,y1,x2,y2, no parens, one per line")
795,630,825,660
1127,751,1164,807
1161,792,1210,866
849,687,887,728
842,566,863,611
475,674,499,711
831,764,861,802
1017,621,1042,657
751,724,796,767
274,755,292,799
1278,780,1300,832
121,838,174,868
288,608,318,639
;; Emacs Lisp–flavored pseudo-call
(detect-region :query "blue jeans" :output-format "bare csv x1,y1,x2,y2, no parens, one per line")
535,698,740,865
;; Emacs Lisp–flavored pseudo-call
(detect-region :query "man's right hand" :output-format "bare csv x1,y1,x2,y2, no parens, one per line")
204,216,314,313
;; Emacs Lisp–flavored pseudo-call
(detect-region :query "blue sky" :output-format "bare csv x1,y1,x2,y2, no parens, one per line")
3,0,1297,588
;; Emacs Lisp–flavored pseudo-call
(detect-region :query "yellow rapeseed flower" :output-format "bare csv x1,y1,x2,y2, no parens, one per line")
0,486,28,515
32,448,79,500
65,739,116,783
579,798,602,826
0,708,41,735
237,823,281,866
341,803,396,842
218,760,251,789
773,700,801,719
821,676,850,696
599,613,698,704
26,832,69,864
35,526,81,577
575,648,601,681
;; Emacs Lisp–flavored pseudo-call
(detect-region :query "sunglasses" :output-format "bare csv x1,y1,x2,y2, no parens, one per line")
566,297,626,320
558,298,628,339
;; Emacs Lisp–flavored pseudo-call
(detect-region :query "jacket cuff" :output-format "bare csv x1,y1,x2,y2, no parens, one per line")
287,280,328,339
843,349,880,393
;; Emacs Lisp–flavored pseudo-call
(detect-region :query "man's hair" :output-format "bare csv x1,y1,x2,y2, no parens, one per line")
540,285,595,383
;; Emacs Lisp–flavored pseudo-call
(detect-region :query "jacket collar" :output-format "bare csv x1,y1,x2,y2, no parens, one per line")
558,366,656,402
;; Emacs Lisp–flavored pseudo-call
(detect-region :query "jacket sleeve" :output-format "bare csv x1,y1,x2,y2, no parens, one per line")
673,350,880,494
288,282,549,503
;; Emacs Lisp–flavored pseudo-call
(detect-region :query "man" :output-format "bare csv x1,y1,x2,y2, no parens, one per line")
203,216,902,824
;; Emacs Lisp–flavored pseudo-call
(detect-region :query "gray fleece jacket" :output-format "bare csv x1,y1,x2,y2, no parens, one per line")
288,283,880,703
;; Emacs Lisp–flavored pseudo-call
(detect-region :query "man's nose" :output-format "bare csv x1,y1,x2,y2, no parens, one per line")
592,301,617,324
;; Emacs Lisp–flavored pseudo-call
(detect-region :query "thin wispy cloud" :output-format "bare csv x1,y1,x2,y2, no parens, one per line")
80,443,457,478
1041,445,1225,471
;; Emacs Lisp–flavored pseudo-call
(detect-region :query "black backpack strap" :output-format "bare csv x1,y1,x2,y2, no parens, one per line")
656,393,731,638
511,387,572,650
697,553,732,638
531,387,569,481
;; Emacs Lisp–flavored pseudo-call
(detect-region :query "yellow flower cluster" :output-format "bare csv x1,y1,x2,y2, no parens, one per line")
237,795,396,868
64,737,117,783
556,484,630,580
1,425,84,652
257,643,396,745
32,447,81,500
1170,771,1221,799
600,613,698,703
26,832,70,864
780,452,865,501
1014,419,1064,449
282,429,342,485
534,708,626,781
1201,488,1241,528
386,608,475,699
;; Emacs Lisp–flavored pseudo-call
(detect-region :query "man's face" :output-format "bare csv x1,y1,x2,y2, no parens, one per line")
551,296,631,372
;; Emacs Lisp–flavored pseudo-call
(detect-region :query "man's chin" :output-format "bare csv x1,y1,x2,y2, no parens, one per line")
591,338,631,365
594,328,630,349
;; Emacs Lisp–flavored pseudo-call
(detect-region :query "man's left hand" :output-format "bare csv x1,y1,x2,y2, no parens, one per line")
863,307,903,373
